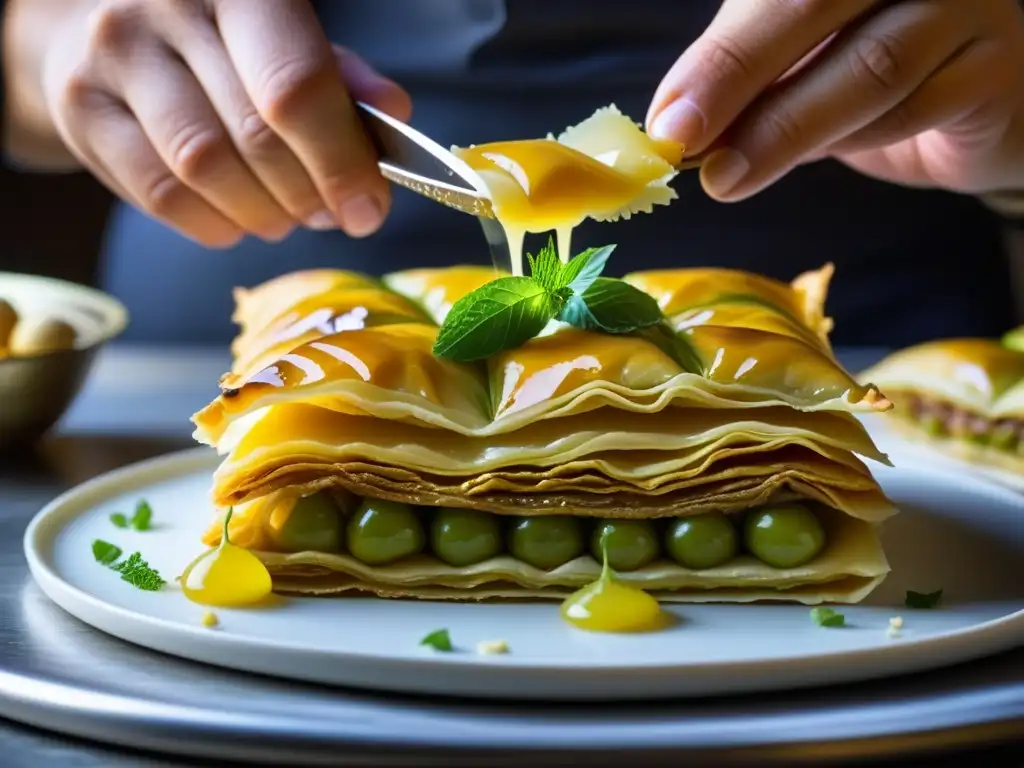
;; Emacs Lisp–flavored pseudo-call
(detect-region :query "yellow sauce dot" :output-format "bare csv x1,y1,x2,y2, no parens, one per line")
180,508,273,608
560,568,665,633
201,611,218,628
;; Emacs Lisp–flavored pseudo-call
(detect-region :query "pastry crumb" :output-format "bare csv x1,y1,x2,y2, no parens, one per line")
886,616,903,638
201,611,219,628
476,639,509,655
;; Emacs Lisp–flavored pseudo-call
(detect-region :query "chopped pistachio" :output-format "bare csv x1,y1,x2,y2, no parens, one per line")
920,414,945,437
990,424,1018,452
476,638,510,655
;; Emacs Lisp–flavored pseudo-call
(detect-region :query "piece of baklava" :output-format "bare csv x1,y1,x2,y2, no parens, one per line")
862,338,1024,475
191,262,897,605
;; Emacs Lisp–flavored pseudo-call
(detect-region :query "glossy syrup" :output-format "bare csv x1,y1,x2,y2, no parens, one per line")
180,508,274,608
455,139,649,266
560,554,665,633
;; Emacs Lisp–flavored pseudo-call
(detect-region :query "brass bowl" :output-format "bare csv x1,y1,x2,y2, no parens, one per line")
0,272,128,450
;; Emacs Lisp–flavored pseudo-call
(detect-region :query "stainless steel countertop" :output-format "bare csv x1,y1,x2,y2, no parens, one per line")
0,345,1021,767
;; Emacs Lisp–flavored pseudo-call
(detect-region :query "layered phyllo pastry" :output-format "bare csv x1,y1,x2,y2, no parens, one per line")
861,337,1024,475
191,259,898,605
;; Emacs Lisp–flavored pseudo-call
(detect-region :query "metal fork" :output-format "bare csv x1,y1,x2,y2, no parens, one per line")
356,102,704,273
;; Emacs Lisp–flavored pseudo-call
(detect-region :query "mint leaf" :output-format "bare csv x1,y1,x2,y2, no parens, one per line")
905,589,942,609
526,237,563,292
557,293,597,329
130,499,153,531
109,513,128,529
113,552,165,591
92,539,122,566
561,245,615,294
558,277,663,333
636,324,705,374
433,277,563,362
810,607,846,627
420,628,453,651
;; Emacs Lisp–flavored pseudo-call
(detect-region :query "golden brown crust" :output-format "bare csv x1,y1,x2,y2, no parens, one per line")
885,416,1024,478
193,264,892,448
862,339,1024,417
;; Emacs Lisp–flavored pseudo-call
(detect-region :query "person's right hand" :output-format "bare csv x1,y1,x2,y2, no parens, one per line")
41,0,412,247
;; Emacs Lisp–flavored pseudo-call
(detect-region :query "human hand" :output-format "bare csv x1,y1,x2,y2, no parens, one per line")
647,0,1024,202
41,0,411,246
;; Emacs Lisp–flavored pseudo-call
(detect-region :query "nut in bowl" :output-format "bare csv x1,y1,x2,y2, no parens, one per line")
0,272,127,450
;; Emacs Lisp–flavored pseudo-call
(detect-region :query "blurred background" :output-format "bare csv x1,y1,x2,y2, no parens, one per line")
4,164,1024,328
1,165,112,288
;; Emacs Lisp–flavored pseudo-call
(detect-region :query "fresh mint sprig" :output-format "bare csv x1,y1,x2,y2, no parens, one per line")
420,628,454,652
557,277,663,333
109,499,154,531
92,538,166,592
432,239,672,362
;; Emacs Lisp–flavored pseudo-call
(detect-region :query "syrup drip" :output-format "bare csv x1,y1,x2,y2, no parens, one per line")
180,508,273,608
560,551,665,633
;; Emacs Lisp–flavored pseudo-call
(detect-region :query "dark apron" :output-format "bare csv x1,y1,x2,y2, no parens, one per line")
100,0,1014,346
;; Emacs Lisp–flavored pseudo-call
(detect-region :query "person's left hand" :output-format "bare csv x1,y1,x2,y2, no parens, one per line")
646,0,1024,202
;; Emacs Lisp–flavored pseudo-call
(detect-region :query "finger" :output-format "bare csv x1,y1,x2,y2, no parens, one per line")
165,16,333,231
117,44,296,241
828,41,1012,157
834,41,1016,190
700,0,972,201
74,93,243,247
44,60,137,203
332,45,413,122
647,0,880,155
216,0,390,238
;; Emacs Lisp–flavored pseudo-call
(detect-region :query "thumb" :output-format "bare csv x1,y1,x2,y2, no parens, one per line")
332,45,413,123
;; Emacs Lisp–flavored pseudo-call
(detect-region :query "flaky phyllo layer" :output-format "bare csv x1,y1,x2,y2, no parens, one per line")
193,263,889,446
191,264,897,604
862,338,1024,473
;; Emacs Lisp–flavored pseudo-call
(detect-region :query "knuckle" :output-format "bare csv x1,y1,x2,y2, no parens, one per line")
155,0,205,19
256,55,332,124
165,123,230,183
139,172,187,217
319,166,382,201
699,35,756,84
862,103,913,144
86,0,148,55
849,34,905,93
235,112,284,158
767,0,832,17
759,106,806,152
59,69,103,112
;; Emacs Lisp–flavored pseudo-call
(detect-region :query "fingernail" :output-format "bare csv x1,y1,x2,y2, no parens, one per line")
305,210,337,230
701,148,750,199
264,222,295,243
337,194,384,238
649,98,706,147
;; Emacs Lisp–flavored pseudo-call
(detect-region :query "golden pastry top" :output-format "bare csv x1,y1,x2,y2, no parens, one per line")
192,264,890,447
861,338,1024,417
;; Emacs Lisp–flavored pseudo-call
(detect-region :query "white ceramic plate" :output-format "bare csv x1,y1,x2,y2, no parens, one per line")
863,413,1024,493
24,445,1024,701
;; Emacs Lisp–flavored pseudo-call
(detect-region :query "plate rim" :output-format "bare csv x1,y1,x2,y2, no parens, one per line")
23,446,1024,701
